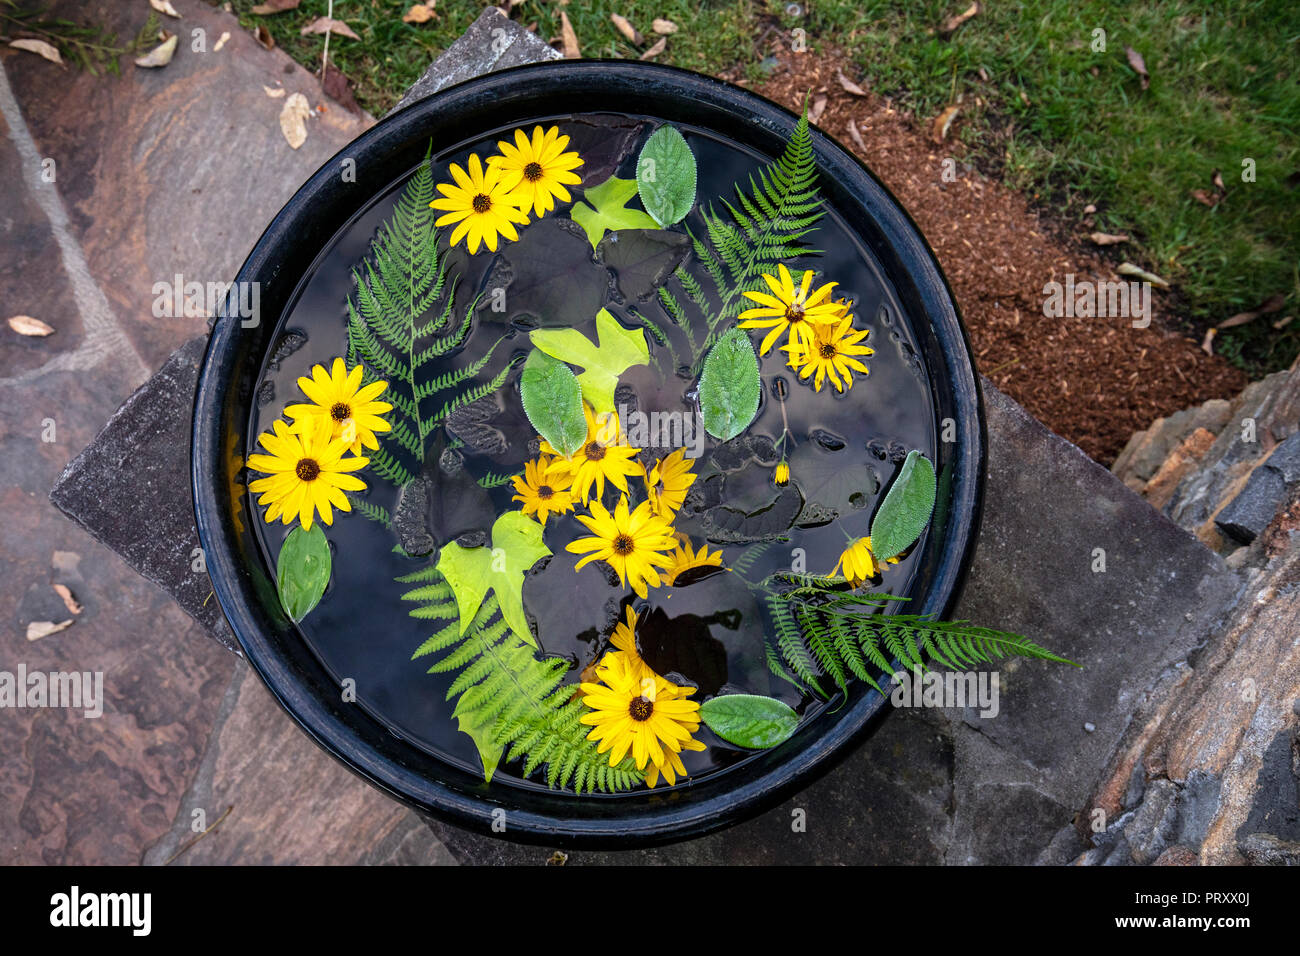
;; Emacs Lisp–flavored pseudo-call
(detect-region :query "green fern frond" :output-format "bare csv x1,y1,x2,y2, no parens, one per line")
345,494,393,529
401,568,644,793
476,470,520,490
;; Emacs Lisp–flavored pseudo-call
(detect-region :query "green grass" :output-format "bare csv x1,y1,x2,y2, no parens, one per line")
229,0,1300,374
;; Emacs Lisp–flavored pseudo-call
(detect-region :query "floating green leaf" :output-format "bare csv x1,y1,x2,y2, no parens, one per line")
276,524,332,623
530,307,649,415
569,175,659,249
436,511,552,647
698,326,760,441
637,125,697,228
453,700,505,783
520,349,586,457
869,450,937,561
700,694,799,749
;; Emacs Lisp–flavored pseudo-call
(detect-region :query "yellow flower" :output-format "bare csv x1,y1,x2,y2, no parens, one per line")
579,649,705,788
283,357,392,456
511,455,575,525
643,447,697,517
608,604,648,676
429,153,531,254
774,461,790,486
782,314,874,393
487,125,584,217
545,405,642,504
247,417,369,531
566,495,676,598
664,535,725,585
738,263,843,355
830,535,899,587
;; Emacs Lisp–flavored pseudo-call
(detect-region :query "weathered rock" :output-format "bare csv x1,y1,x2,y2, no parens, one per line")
1215,432,1300,543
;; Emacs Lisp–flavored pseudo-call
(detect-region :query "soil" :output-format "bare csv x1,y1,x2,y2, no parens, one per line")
736,52,1248,464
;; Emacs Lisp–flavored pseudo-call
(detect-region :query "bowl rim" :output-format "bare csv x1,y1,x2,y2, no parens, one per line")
192,59,986,849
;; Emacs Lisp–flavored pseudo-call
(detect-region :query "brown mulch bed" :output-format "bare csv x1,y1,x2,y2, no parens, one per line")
737,53,1248,464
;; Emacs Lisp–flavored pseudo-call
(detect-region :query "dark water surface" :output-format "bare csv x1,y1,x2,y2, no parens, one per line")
247,113,936,793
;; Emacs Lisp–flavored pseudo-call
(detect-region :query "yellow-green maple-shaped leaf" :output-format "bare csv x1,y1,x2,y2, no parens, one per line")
569,175,658,249
436,511,551,647
529,308,649,415
453,697,505,782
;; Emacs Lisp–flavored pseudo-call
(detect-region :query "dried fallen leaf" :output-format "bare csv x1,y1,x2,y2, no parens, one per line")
610,13,642,45
931,104,960,143
1190,188,1220,208
9,39,63,64
939,1,980,38
1200,327,1216,355
26,620,72,642
255,25,274,49
301,17,360,40
322,63,361,114
134,31,178,68
558,10,580,57
1212,169,1225,193
1083,203,1097,214
652,18,678,35
7,315,54,336
251,0,301,13
213,30,230,51
1125,46,1149,90
808,95,827,123
1273,315,1294,331
279,91,311,150
402,3,436,24
1218,293,1286,329
836,70,867,96
1088,232,1129,246
1116,262,1170,289
846,120,866,152
149,0,181,17
639,36,666,60
263,84,286,97
53,584,83,616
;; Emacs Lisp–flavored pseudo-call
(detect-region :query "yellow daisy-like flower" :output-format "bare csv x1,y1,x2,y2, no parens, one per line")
608,604,648,676
511,455,575,525
830,535,899,588
738,263,843,356
566,496,676,599
545,405,642,504
429,153,531,254
664,535,725,585
247,417,369,531
579,649,706,788
782,315,874,393
487,125,584,217
283,357,392,456
774,460,790,487
642,447,697,518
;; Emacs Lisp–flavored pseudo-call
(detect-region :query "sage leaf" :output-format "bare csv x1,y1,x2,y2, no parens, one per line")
520,349,586,457
698,327,760,441
636,125,697,228
869,450,936,561
276,524,332,623
700,694,799,749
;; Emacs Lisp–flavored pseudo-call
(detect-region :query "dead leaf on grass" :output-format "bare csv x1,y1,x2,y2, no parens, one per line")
1125,46,1149,90
639,36,666,60
652,18,678,35
1116,262,1170,289
7,315,54,336
402,3,436,24
931,104,959,143
938,2,980,38
9,39,63,64
255,24,274,49
1218,293,1286,329
836,70,867,96
279,91,311,150
301,17,360,40
559,10,580,57
611,13,642,45
1088,232,1129,246
1200,327,1216,355
251,0,301,13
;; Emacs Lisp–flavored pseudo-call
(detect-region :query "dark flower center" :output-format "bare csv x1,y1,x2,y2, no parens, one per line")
785,304,805,323
819,342,837,359
471,193,492,214
330,402,351,422
612,533,635,556
523,161,544,182
585,441,607,461
537,484,554,500
629,696,654,721
295,458,320,482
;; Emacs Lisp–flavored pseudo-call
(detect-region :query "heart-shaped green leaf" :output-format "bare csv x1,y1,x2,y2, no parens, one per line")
869,450,936,561
700,694,799,749
530,307,649,415
520,349,586,457
698,326,760,441
569,175,659,249
276,524,332,623
636,125,697,228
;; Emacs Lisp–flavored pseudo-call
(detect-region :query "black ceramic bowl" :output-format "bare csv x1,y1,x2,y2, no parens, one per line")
192,61,985,848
